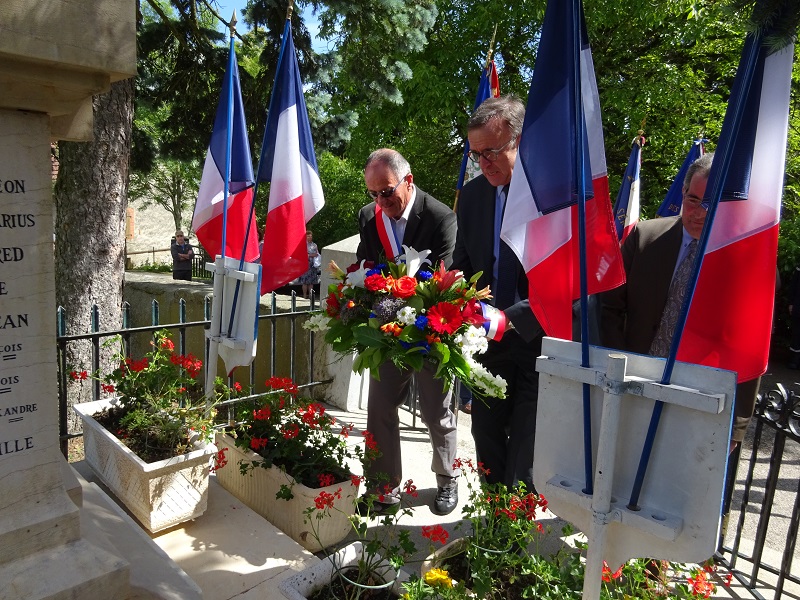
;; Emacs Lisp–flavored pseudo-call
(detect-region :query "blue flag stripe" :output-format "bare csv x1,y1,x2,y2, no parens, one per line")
517,0,593,216
209,48,254,195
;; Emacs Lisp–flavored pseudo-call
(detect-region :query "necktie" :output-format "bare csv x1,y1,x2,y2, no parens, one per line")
649,239,698,358
494,186,517,310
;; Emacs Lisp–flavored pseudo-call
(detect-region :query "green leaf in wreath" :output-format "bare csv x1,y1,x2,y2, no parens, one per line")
353,325,391,347
405,295,424,312
398,324,424,342
403,352,425,371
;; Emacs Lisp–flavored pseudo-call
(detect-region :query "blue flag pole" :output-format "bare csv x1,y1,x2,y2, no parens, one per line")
220,35,236,265
252,17,291,236
572,0,593,496
627,34,761,509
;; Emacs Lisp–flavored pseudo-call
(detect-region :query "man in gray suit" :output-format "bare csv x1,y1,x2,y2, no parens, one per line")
601,152,757,447
356,148,460,515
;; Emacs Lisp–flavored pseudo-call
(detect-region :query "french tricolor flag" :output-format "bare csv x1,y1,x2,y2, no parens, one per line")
257,19,325,294
501,0,625,340
192,46,259,263
612,136,644,242
678,33,793,382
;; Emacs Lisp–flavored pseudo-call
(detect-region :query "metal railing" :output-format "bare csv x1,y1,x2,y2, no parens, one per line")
57,291,325,457
717,384,800,599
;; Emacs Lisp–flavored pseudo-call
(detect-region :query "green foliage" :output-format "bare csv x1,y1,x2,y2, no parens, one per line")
130,259,172,274
306,152,365,248
128,158,201,232
70,330,235,462
230,377,358,490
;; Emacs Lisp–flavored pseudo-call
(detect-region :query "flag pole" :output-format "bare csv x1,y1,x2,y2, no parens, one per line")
223,10,254,340
454,24,499,212
571,0,593,498
250,4,293,263
627,33,761,510
205,16,238,404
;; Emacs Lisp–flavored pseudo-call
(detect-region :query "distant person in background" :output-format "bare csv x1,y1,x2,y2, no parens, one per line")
171,231,194,281
300,230,320,299
788,264,800,368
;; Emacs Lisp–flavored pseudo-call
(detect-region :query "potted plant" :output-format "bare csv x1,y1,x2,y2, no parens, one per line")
214,376,366,552
303,247,507,399
71,329,231,533
410,458,732,599
279,479,451,600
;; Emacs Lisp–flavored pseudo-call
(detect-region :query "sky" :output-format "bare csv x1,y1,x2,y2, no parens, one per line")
216,1,324,50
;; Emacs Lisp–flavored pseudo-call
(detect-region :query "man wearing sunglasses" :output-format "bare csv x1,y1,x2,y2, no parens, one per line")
355,148,460,516
452,96,544,491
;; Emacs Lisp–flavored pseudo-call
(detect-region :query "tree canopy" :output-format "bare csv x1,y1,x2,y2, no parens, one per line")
128,0,800,272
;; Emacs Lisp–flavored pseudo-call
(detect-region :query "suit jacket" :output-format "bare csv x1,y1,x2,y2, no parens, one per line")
356,187,457,268
452,175,541,343
600,216,684,354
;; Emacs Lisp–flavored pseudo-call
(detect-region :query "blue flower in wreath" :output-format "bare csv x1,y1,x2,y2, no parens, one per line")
417,270,433,281
414,316,428,330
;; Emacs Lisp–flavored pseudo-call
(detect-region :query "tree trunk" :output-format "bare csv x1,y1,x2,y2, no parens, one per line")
54,78,134,430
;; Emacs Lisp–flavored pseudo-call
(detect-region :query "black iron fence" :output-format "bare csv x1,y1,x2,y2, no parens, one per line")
56,292,324,457
717,384,800,599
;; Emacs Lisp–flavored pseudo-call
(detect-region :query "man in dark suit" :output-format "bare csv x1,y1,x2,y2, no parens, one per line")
356,148,460,515
601,152,757,447
452,96,544,489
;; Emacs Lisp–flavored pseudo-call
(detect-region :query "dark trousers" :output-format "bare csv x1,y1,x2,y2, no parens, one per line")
366,360,459,493
173,270,192,281
472,331,542,489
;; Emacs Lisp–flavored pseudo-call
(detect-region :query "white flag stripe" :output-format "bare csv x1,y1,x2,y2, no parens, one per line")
707,46,792,253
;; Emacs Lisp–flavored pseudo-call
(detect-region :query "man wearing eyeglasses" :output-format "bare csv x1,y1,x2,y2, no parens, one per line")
355,148,460,516
601,152,757,450
452,96,544,490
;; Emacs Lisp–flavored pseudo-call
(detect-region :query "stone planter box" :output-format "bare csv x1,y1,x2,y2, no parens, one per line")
279,541,410,600
74,399,215,533
214,432,359,552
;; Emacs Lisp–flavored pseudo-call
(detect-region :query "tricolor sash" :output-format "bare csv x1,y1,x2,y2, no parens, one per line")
375,205,401,259
481,302,507,341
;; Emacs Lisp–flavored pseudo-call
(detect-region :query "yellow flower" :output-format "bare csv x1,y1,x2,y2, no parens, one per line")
423,568,453,588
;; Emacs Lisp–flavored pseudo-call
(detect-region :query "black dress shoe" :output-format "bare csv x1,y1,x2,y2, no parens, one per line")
433,486,458,515
356,495,400,517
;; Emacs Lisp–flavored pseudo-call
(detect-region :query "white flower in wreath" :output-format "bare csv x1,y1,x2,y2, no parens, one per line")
303,312,331,333
396,306,417,326
345,260,370,288
399,245,432,278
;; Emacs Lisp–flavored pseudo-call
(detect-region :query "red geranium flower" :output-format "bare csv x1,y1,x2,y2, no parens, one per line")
318,473,335,487
427,302,463,334
602,561,624,582
365,273,390,291
422,524,450,545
